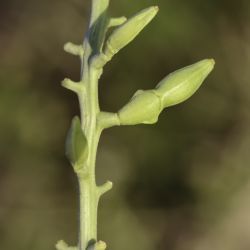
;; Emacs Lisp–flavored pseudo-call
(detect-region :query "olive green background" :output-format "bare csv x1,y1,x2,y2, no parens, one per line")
1,0,250,249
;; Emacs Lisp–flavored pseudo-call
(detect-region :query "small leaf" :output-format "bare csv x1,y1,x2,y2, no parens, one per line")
65,116,88,170
155,59,215,108
104,6,159,58
118,90,161,125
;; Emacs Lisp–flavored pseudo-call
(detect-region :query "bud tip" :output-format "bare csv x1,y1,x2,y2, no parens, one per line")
208,58,215,65
207,58,215,71
201,58,215,71
152,5,160,13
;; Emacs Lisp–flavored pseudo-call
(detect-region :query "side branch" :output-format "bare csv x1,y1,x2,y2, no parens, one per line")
87,241,107,250
56,240,78,250
64,42,84,57
62,78,85,93
97,112,120,129
97,181,113,197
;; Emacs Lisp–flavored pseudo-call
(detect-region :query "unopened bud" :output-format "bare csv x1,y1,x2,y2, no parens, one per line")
118,90,161,125
117,59,214,126
104,6,159,58
156,59,215,108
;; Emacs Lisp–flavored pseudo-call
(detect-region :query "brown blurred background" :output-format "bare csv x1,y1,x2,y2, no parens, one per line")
1,0,250,249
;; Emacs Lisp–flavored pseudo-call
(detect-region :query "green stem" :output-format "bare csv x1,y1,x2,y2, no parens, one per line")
60,1,214,249
77,2,110,249
78,69,101,250
77,68,116,250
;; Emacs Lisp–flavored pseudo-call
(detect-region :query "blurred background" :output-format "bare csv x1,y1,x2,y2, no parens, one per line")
1,0,250,249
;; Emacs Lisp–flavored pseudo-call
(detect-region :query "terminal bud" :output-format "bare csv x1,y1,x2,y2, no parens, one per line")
156,59,215,108
104,6,159,58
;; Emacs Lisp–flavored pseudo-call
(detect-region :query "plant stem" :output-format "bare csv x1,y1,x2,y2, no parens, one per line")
77,1,110,249
78,69,101,250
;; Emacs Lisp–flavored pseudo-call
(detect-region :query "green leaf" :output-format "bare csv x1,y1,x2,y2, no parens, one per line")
155,59,215,108
65,116,88,170
104,6,159,58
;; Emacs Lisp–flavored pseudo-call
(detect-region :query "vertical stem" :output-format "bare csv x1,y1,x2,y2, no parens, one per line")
77,1,110,250
79,176,97,248
78,69,101,250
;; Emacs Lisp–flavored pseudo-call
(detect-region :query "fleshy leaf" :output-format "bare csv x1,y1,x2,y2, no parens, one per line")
65,116,88,170
104,6,159,58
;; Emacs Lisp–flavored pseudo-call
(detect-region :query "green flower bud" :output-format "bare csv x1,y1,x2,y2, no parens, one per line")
118,90,161,125
65,116,88,171
117,59,215,127
155,59,215,108
104,6,159,58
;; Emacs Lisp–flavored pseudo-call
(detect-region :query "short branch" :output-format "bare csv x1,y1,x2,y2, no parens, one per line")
64,42,84,57
87,241,107,250
62,78,85,93
97,112,120,129
56,240,78,250
90,53,111,69
97,181,113,197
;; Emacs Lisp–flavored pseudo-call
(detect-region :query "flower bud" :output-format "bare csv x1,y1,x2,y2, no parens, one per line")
118,90,161,125
104,6,159,58
155,59,215,108
65,116,88,171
